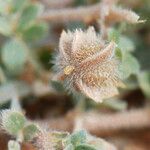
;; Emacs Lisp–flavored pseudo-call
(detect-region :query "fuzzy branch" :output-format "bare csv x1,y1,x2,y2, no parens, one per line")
39,1,140,24
83,108,150,135
39,3,100,23
37,108,150,136
39,0,73,8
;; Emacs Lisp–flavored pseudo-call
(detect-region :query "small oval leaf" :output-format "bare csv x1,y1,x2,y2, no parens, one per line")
1,39,28,74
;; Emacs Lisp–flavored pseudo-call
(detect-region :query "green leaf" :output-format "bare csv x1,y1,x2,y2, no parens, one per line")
2,110,26,135
11,0,26,12
0,0,26,14
8,140,20,150
124,75,139,90
75,144,97,150
23,124,39,141
0,1,7,14
115,47,122,60
108,28,120,43
138,72,150,98
51,81,65,92
18,3,41,30
64,144,74,150
22,22,48,41
119,53,140,79
52,131,69,139
103,99,127,111
0,17,12,36
0,66,6,83
86,138,114,150
70,130,87,146
118,36,135,53
1,39,28,74
74,0,87,6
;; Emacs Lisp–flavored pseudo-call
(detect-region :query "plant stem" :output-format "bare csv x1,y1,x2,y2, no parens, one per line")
37,108,150,136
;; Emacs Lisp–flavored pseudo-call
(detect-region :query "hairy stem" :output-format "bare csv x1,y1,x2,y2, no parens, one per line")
39,1,140,24
39,3,100,23
37,108,150,136
39,0,73,8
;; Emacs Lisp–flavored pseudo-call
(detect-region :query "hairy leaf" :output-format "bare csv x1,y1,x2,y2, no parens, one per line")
23,124,39,141
1,39,28,74
138,72,150,98
18,3,41,30
2,111,26,135
0,17,12,36
119,53,140,79
75,144,97,150
70,130,87,146
22,22,48,41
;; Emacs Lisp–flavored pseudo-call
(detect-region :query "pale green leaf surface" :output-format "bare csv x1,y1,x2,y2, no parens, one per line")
108,28,120,43
103,99,127,111
1,39,28,74
2,111,26,135
119,53,140,79
18,3,41,30
64,144,74,150
23,124,39,141
138,72,150,98
0,17,12,36
75,144,97,150
22,22,48,41
11,0,26,12
118,36,135,53
70,130,87,146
